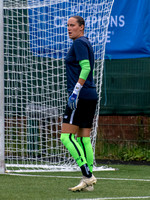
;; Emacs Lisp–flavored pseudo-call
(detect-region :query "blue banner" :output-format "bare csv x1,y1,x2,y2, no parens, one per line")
28,0,113,59
28,0,150,59
105,0,150,59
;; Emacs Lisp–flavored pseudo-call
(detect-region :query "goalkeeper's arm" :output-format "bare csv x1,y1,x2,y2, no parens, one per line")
68,59,91,110
78,59,91,85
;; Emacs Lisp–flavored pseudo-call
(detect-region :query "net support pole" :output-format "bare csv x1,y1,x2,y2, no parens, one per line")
0,1,5,174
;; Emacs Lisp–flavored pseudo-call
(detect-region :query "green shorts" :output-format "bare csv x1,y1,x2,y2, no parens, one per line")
63,99,97,128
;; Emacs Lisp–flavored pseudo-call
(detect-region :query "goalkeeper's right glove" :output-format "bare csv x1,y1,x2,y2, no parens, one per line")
68,82,83,110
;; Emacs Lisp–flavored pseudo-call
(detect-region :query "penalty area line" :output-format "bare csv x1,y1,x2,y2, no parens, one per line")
75,196,150,200
7,173,150,182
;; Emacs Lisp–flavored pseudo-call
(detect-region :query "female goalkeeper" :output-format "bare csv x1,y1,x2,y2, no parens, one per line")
60,16,98,192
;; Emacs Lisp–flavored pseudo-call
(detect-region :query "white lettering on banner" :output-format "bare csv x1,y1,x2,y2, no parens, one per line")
86,31,105,43
106,31,111,43
71,3,109,14
86,16,110,28
110,15,125,27
119,16,125,27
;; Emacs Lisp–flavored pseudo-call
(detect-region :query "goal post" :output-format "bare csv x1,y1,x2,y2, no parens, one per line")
3,0,114,172
0,0,5,174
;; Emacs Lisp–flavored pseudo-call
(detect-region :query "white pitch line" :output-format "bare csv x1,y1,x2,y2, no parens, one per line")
74,197,150,200
98,177,150,182
7,173,150,182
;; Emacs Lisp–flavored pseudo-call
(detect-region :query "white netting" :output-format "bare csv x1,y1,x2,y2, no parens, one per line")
4,0,114,172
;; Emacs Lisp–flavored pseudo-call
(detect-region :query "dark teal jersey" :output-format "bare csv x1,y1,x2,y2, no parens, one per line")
65,36,98,100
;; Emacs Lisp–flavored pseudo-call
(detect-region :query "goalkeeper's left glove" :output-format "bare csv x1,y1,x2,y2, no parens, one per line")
68,82,83,110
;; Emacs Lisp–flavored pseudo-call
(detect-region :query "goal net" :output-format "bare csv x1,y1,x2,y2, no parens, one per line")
3,0,114,172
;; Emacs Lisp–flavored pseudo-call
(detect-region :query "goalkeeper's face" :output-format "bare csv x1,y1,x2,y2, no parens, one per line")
67,17,84,40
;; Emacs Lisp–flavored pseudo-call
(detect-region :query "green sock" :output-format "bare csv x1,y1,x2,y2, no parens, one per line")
60,133,87,167
77,137,93,173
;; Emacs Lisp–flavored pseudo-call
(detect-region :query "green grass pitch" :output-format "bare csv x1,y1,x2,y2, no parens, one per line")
0,164,150,200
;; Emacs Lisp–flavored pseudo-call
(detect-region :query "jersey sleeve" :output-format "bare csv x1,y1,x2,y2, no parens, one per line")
73,39,89,61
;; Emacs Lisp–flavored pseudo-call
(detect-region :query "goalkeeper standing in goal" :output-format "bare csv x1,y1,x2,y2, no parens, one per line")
60,16,98,192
